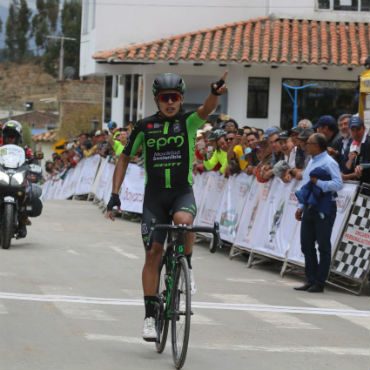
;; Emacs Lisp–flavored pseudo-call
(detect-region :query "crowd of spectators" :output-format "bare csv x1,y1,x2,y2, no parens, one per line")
44,121,142,180
45,112,370,187
193,113,370,186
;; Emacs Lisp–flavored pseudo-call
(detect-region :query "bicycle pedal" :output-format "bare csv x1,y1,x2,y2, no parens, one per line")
190,310,194,315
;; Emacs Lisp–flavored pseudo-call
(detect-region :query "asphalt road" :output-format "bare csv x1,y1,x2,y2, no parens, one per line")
0,200,369,370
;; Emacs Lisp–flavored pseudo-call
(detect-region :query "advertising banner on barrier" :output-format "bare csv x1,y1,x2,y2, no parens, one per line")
94,159,113,201
197,172,227,227
119,164,145,213
252,177,298,259
75,155,101,195
102,163,115,205
233,177,259,249
193,172,211,224
60,168,75,199
217,173,252,243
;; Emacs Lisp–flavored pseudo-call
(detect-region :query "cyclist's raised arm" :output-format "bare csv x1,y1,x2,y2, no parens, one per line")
197,71,228,120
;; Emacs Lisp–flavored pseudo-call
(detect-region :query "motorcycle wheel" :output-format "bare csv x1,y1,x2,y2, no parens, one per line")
1,203,14,249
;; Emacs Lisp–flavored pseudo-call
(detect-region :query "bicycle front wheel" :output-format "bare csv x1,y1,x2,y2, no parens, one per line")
156,259,169,353
171,257,191,369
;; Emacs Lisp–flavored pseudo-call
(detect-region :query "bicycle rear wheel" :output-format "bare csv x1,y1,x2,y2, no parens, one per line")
156,259,169,353
171,257,191,369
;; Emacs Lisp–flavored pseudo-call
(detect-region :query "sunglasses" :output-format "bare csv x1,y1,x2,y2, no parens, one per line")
158,93,181,103
226,137,234,142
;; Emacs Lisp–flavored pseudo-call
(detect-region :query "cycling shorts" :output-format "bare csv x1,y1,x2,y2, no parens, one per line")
141,186,197,246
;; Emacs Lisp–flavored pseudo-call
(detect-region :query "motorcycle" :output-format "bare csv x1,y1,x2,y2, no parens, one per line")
0,144,30,249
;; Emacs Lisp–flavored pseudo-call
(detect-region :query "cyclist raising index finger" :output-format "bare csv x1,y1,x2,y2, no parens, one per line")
107,71,227,341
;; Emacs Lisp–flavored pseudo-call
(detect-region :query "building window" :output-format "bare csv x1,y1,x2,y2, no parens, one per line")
113,76,119,98
280,79,358,130
247,77,269,119
317,0,369,10
104,76,112,123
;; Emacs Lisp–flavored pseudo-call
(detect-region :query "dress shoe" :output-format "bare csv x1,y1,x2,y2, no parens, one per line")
294,283,313,291
307,284,324,293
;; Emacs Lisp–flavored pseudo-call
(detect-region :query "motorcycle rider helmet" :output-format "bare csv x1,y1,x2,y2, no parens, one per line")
152,73,186,97
2,120,23,144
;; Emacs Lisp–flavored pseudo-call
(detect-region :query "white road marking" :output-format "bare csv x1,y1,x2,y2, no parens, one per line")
67,249,80,255
209,294,319,330
54,304,116,321
191,313,219,325
84,333,370,356
110,246,139,260
0,291,369,318
40,286,115,322
299,297,370,331
226,278,298,287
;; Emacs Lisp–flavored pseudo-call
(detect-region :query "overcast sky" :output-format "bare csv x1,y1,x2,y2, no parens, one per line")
0,0,36,11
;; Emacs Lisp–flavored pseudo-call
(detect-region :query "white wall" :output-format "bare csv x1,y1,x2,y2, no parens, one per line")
102,62,363,130
111,76,124,126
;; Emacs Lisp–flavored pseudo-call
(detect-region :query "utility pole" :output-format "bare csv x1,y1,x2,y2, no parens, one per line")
46,35,76,80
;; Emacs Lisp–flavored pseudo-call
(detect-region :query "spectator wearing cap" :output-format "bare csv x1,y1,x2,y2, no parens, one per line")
253,139,273,183
109,128,128,159
313,115,342,159
298,119,313,129
83,130,103,157
335,114,353,174
293,128,315,180
200,129,228,175
343,116,370,183
294,133,343,293
277,131,296,168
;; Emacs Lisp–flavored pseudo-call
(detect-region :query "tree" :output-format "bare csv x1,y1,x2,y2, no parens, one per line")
5,2,17,60
16,0,31,61
32,0,59,52
61,0,81,76
4,0,31,62
0,17,3,34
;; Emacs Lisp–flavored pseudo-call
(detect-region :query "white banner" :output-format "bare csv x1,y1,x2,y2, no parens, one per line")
217,173,253,243
197,172,227,227
234,179,269,250
75,155,101,195
119,164,145,213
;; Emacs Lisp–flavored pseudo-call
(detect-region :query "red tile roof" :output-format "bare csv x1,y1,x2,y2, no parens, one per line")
93,16,370,67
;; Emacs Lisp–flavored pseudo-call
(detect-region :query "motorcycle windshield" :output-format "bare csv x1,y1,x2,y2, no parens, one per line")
0,145,26,168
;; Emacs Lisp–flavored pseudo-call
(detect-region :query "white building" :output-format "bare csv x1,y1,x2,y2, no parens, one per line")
80,0,370,129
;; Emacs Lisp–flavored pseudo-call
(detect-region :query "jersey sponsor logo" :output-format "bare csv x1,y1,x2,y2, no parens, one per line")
146,135,184,150
173,122,181,133
147,123,154,128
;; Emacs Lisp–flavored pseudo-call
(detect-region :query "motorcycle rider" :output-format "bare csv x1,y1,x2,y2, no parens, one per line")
1,121,43,238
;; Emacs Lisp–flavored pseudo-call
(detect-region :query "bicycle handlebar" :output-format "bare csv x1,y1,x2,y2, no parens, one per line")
146,219,221,253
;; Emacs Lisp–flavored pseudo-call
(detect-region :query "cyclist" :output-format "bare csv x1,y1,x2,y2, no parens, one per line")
106,72,227,341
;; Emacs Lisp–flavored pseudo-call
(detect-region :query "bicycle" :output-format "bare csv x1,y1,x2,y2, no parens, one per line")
146,219,221,369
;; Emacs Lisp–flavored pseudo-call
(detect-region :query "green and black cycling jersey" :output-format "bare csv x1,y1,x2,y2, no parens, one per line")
123,111,206,189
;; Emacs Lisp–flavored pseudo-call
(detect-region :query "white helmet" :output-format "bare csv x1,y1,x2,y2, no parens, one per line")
3,120,23,144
